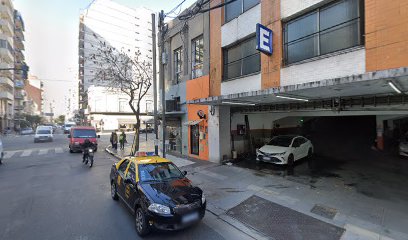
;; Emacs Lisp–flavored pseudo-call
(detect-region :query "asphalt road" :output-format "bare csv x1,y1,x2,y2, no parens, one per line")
0,131,244,240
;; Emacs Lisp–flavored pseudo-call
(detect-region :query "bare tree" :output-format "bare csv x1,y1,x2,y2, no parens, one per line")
89,41,152,155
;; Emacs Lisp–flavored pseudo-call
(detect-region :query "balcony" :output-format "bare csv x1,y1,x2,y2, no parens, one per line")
14,105,24,111
14,80,24,88
0,39,14,62
14,38,24,51
15,28,24,41
14,92,24,99
0,91,13,100
0,3,14,21
14,50,25,61
0,19,14,35
0,76,13,88
0,62,14,78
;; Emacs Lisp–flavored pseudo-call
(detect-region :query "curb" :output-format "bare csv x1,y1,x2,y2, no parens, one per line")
105,147,121,160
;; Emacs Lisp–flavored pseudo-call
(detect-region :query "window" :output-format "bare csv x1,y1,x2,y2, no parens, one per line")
118,159,129,176
72,129,96,138
284,0,363,65
192,36,204,79
138,163,184,182
223,37,260,81
173,47,183,83
119,98,127,112
126,163,136,182
225,0,260,23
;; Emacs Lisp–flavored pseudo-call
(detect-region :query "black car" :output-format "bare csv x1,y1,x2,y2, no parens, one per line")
110,156,206,236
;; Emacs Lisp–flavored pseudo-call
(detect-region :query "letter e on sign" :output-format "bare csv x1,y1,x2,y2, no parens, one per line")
256,23,273,55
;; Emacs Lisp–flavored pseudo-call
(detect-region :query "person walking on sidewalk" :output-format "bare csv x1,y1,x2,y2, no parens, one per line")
110,130,118,150
119,131,127,150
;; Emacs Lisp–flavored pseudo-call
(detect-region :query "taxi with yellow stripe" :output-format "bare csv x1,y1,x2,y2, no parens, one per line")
109,153,206,236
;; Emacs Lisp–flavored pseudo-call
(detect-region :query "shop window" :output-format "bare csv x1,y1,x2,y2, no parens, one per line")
284,0,364,65
192,35,204,79
225,0,260,23
223,37,260,81
173,47,183,83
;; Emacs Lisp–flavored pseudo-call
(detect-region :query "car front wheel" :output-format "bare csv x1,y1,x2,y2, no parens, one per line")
287,154,294,167
135,208,150,236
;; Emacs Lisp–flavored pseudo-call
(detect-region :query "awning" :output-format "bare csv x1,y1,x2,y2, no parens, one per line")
183,119,203,126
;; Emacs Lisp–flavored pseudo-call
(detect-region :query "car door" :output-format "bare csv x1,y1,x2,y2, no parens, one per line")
116,159,130,199
298,137,308,159
124,162,138,210
291,137,303,160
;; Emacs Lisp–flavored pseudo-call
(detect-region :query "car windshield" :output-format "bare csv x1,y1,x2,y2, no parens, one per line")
267,136,294,147
37,130,50,134
138,162,184,182
73,129,96,138
65,124,74,128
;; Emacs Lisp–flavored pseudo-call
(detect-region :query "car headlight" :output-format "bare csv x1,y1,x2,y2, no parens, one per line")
278,152,286,155
148,203,171,215
256,149,262,155
88,149,93,153
202,194,206,204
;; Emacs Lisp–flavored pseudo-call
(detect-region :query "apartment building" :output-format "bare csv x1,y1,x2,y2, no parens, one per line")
13,9,27,130
78,0,154,131
0,0,14,131
166,0,408,162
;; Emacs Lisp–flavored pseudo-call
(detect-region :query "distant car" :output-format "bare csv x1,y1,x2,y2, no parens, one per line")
37,125,53,134
110,156,206,236
34,128,53,143
256,135,313,166
64,122,76,134
399,132,408,157
68,126,99,153
20,127,34,135
139,128,153,134
0,138,3,164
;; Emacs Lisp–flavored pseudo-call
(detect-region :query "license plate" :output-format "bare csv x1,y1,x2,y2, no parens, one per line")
263,157,271,160
182,212,199,224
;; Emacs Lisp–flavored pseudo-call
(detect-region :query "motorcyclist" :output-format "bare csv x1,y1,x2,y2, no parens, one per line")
81,139,94,163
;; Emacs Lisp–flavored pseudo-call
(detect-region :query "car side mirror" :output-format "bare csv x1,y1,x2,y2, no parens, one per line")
67,134,71,138
182,171,187,176
97,135,100,138
292,143,299,148
124,178,132,184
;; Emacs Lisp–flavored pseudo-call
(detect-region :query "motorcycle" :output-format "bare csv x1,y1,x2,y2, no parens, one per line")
82,147,94,168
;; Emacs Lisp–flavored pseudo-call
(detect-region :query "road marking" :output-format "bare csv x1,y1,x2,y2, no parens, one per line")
38,149,48,155
55,148,63,154
3,151,18,159
21,150,32,157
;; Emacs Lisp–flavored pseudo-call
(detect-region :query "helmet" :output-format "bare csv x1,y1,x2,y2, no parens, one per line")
84,139,90,144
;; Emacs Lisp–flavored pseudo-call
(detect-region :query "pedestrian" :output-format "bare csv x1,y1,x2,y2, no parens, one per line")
119,130,127,150
110,130,118,150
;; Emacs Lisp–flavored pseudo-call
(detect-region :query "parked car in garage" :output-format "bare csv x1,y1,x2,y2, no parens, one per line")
20,127,34,135
399,132,408,157
110,155,206,236
256,135,313,166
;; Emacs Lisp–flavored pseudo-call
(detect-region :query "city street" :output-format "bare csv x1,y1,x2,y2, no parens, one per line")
0,133,248,240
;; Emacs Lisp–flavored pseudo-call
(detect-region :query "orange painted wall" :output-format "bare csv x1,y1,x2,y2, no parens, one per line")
187,104,209,160
209,0,223,97
261,0,282,89
366,0,408,71
186,75,210,101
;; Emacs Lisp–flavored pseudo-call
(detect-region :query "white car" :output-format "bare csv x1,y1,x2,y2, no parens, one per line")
37,125,53,134
0,138,3,164
34,128,53,143
256,135,313,166
399,133,408,157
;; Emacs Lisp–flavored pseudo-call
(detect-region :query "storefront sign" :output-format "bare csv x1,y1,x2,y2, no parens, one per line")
256,23,273,55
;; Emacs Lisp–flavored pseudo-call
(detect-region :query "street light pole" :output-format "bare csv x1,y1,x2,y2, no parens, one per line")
151,13,159,156
158,10,166,158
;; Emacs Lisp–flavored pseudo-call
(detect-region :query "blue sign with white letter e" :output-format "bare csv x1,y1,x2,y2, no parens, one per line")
256,23,273,55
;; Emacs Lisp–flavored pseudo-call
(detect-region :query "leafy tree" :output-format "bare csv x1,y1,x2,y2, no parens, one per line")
90,41,152,155
56,115,65,124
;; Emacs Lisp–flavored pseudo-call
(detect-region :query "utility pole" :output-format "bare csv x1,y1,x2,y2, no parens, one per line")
158,10,166,158
152,13,159,156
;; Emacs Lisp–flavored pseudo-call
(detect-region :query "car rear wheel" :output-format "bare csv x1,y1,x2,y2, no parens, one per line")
308,149,313,159
288,154,294,167
135,208,150,236
111,181,118,200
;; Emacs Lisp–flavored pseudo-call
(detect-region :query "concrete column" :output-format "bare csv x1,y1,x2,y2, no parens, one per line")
376,116,385,151
208,105,231,163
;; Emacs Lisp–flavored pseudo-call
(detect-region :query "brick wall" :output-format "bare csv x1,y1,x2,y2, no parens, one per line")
261,0,282,89
366,0,408,71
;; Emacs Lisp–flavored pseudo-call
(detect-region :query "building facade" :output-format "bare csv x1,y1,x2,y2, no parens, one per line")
0,0,14,131
78,0,154,131
161,2,210,158
166,0,408,162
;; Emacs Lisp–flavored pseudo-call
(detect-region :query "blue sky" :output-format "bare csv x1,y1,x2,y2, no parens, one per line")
13,0,195,115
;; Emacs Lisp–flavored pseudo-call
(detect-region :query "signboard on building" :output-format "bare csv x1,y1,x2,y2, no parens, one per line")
256,23,273,55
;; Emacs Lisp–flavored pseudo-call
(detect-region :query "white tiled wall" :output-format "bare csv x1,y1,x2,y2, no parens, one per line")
280,49,366,86
221,4,261,47
281,0,325,18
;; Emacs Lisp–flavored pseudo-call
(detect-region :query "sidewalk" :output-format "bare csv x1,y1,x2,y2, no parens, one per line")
105,145,408,240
